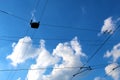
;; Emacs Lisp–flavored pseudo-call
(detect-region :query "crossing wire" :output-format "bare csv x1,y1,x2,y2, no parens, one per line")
72,63,108,79
0,9,100,32
72,24,120,78
86,24,120,64
0,63,107,72
5,24,30,80
5,0,42,79
1,1,119,79
5,0,48,80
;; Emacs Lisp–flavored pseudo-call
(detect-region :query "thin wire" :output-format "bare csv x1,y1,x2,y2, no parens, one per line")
72,66,92,77
0,67,81,72
86,36,111,63
40,0,49,21
83,24,120,67
0,17,30,80
0,36,119,48
34,0,41,10
1,35,120,42
0,64,107,72
71,64,105,80
0,9,29,22
103,65,120,78
0,38,114,47
5,0,41,79
31,0,41,20
72,24,120,79
0,9,100,32
6,26,30,80
41,23,100,32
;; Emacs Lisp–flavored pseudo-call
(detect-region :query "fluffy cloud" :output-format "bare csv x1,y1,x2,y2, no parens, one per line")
104,43,120,80
6,36,86,80
26,37,86,80
105,63,120,80
6,36,39,67
104,43,120,62
100,17,120,34
26,40,59,80
94,77,106,80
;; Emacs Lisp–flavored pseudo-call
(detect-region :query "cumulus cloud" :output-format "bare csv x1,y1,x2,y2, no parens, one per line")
104,43,120,62
105,63,120,80
26,37,87,80
26,41,59,80
6,36,39,67
6,36,86,80
100,17,120,35
94,77,106,80
104,43,120,80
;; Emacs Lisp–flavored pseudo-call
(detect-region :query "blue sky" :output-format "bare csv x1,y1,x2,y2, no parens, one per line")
0,0,120,80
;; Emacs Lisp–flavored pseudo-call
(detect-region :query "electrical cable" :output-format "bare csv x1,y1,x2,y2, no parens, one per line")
0,63,108,72
0,9,29,22
0,9,100,32
34,0,41,10
71,64,107,80
86,24,120,64
5,0,42,80
103,65,120,79
39,0,49,21
0,1,119,80
41,23,100,32
5,23,30,80
1,35,120,42
72,24,120,79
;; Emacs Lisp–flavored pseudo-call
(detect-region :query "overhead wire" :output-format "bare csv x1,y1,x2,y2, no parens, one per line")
5,0,44,80
1,1,120,80
83,25,120,66
41,23,100,32
72,24,120,78
0,37,116,47
103,64,120,79
71,63,108,79
6,25,30,80
34,0,41,10
0,67,88,72
86,24,120,63
39,0,49,21
0,9,100,32
0,9,29,23
0,63,108,72
5,0,42,80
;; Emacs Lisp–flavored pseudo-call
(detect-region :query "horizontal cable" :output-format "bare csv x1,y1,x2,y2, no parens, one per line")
0,63,108,72
41,23,100,32
0,9,29,22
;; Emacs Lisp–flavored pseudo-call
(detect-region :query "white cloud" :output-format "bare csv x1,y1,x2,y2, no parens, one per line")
100,17,120,35
104,43,120,62
94,77,106,80
6,36,39,67
6,36,86,80
105,63,120,80
26,37,87,80
104,43,120,80
26,46,59,80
